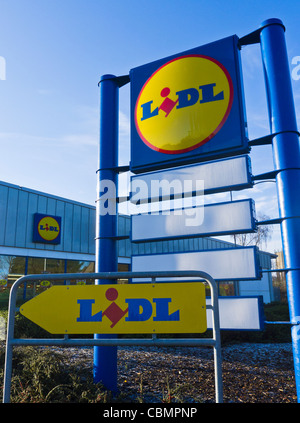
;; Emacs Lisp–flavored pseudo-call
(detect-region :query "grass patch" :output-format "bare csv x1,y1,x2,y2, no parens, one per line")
0,346,118,403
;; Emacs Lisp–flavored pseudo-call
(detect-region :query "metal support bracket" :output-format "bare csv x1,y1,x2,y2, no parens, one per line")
96,165,130,174
238,19,286,47
248,131,300,147
98,74,130,87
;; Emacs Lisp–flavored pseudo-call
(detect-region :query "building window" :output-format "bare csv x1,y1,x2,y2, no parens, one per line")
0,255,26,301
44,259,65,274
0,255,26,281
27,257,65,275
118,263,130,284
67,260,94,273
25,258,65,296
66,260,95,284
118,263,129,272
218,281,235,296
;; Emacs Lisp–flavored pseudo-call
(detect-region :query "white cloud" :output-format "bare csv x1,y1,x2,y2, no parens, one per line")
240,44,263,80
0,131,97,149
119,110,130,137
37,88,54,96
60,133,98,146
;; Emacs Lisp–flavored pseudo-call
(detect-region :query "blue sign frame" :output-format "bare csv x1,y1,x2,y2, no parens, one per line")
206,296,265,332
132,246,261,281
130,199,256,243
130,155,253,204
130,35,249,173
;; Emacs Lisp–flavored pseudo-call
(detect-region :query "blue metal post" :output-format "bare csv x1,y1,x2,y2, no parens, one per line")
94,74,119,392
260,18,300,401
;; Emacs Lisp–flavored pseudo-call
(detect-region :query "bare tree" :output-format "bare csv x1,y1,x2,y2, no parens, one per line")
232,213,273,250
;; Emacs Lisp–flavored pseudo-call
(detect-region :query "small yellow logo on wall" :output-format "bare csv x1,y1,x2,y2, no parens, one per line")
135,55,233,154
33,213,62,244
38,216,60,241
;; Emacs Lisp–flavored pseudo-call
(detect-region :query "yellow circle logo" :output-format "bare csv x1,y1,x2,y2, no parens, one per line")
135,55,233,154
38,216,60,241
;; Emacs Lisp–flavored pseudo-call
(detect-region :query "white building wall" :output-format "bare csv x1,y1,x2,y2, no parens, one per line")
238,271,273,303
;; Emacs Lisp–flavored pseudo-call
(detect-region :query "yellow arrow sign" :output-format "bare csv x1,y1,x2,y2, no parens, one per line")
20,282,207,335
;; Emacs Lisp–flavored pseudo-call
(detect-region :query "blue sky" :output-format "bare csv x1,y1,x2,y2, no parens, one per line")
1,0,300,253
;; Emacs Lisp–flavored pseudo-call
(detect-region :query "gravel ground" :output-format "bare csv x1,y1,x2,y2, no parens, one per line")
51,342,297,403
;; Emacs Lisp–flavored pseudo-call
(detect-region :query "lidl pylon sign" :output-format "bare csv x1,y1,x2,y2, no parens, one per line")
130,36,248,173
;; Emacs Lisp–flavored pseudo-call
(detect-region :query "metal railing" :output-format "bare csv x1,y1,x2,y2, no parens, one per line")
3,271,222,403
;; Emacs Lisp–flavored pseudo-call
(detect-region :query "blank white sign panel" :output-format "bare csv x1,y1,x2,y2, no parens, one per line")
206,297,264,330
131,199,255,242
130,155,252,203
132,247,260,281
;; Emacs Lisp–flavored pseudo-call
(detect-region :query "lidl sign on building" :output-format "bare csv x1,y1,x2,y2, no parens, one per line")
33,213,62,245
130,35,248,173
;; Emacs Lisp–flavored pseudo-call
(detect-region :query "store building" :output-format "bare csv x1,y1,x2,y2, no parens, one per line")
0,179,276,303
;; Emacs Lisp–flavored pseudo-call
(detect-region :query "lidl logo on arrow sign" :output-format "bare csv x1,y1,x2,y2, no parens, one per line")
20,283,207,334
